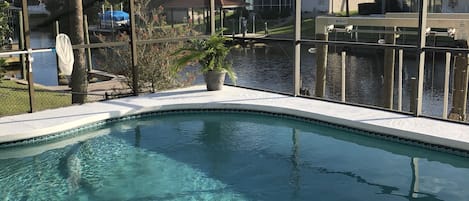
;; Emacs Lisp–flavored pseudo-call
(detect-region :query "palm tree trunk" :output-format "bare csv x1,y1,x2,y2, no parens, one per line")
70,0,87,104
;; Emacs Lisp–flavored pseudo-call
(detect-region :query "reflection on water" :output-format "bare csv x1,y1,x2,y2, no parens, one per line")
230,43,295,92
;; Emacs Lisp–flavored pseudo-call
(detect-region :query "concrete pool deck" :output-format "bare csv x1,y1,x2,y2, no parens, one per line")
1,85,469,152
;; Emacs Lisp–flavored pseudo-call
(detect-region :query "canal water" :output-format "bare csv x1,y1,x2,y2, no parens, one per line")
26,32,464,119
29,31,59,86
230,41,457,118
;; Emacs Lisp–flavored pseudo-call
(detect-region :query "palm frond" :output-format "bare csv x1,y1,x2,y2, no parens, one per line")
172,51,205,73
172,32,237,81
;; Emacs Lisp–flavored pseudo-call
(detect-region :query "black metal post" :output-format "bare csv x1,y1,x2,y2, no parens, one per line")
18,11,26,80
345,0,350,17
129,0,139,95
21,0,35,113
415,0,428,116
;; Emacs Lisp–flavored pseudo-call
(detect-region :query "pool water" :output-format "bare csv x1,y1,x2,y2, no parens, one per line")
1,111,469,201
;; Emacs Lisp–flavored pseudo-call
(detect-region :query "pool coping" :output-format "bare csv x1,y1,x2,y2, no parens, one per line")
1,85,469,152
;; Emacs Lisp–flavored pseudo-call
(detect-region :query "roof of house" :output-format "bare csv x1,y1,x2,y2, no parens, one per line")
164,0,247,9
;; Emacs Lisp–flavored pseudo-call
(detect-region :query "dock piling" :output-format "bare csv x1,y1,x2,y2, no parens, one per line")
398,49,403,111
341,51,346,102
410,77,417,114
449,42,469,121
443,52,451,119
315,33,328,98
383,27,397,109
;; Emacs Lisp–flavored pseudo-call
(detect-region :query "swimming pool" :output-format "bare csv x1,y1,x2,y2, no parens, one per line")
1,110,469,201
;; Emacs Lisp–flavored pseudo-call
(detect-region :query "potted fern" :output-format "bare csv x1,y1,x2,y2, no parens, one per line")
173,34,236,91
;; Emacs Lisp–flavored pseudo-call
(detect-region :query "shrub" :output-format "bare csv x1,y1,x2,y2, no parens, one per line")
97,4,196,93
0,59,6,81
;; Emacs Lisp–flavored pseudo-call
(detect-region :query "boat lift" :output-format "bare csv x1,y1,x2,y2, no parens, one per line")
314,13,469,120
315,13,469,40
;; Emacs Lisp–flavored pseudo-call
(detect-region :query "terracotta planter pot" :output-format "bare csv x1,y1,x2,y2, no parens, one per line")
204,70,226,91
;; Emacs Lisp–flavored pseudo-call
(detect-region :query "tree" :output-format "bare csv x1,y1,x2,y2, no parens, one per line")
0,1,11,80
0,1,11,44
45,0,99,30
97,3,197,93
0,59,5,81
70,0,87,104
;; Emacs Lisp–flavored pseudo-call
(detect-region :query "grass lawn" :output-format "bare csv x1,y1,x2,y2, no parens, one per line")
0,80,71,116
266,18,316,37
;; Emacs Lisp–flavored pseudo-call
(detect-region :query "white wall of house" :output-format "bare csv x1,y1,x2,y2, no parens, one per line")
442,0,469,13
331,0,375,13
301,0,469,14
396,0,469,13
168,9,191,23
302,0,374,14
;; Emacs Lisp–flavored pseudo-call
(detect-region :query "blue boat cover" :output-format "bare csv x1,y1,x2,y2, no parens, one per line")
102,11,129,21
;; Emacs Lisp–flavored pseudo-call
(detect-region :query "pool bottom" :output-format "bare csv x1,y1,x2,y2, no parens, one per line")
0,135,245,201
